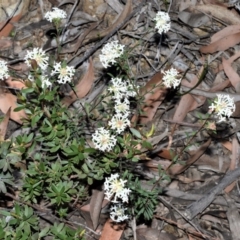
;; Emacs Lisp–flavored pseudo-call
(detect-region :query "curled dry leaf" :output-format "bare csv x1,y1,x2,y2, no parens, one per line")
5,77,26,90
131,72,167,124
0,107,11,141
62,58,94,107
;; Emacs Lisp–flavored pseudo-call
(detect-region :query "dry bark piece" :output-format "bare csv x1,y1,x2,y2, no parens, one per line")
185,167,240,220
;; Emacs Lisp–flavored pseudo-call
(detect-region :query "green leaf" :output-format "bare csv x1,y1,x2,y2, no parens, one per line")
129,128,142,139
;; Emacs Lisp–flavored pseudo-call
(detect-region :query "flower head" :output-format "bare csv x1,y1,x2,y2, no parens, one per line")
92,127,116,152
108,114,130,134
41,76,52,88
24,48,49,70
104,173,131,203
0,60,9,80
110,204,129,222
99,40,124,68
209,94,235,122
44,7,67,22
114,98,130,116
51,62,75,84
162,68,181,88
108,77,137,100
154,11,171,34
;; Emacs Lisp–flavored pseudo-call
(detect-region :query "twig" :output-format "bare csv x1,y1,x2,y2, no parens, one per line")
180,86,240,102
185,167,240,220
0,0,22,33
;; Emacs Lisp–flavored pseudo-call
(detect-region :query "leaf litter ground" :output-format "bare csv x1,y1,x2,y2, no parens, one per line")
1,0,240,239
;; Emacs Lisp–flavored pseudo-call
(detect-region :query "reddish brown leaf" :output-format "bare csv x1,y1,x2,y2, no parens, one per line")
201,32,240,54
190,4,240,26
225,137,239,193
131,72,167,124
211,25,240,43
5,77,26,90
0,107,10,141
0,84,26,124
62,58,95,106
168,138,211,175
90,189,104,230
99,219,125,240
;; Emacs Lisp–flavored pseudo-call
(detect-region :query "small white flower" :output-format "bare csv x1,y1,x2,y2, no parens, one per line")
154,11,171,34
41,76,52,88
104,173,131,203
0,60,9,80
109,114,130,134
209,94,235,122
108,77,128,99
99,40,124,68
110,204,129,222
51,62,75,84
114,98,130,116
92,127,116,151
162,68,181,88
24,48,49,70
44,7,67,22
108,77,137,100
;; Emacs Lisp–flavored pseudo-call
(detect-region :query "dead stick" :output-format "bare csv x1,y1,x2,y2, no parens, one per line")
185,167,240,220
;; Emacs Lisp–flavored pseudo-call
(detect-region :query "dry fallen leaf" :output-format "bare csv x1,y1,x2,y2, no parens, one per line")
90,189,104,230
0,83,26,124
168,138,211,175
225,137,239,193
131,72,167,124
62,58,95,106
0,107,11,141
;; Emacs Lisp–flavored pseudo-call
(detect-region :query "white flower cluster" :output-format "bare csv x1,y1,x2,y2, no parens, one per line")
209,94,235,122
104,173,131,203
24,48,49,70
92,77,137,151
99,40,124,68
161,68,181,89
154,11,171,34
44,7,67,22
110,204,128,222
51,62,75,84
92,127,117,152
0,60,9,80
104,173,130,222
